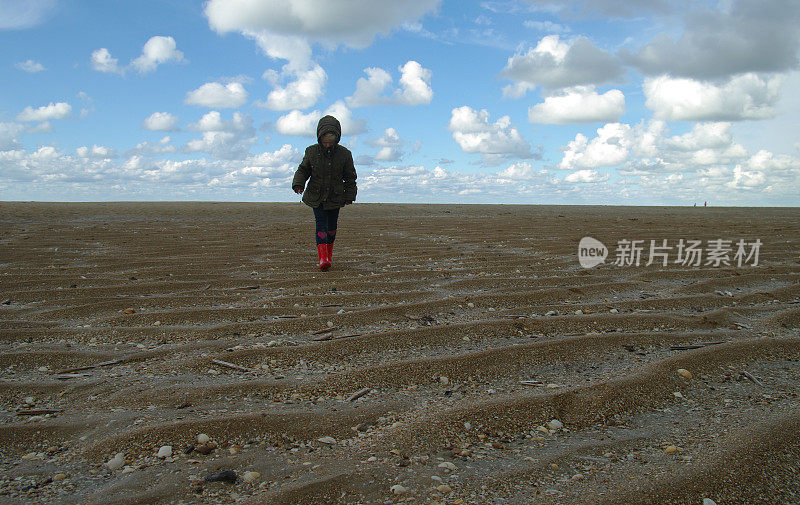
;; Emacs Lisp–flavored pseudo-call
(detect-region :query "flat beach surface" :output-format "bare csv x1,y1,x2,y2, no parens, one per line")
1,202,799,504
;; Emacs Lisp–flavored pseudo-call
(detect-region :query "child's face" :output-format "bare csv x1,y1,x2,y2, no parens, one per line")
321,139,335,148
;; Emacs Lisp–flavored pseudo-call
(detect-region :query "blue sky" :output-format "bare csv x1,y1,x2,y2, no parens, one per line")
1,0,799,205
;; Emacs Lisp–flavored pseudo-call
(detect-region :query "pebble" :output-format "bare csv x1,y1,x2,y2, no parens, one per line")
242,471,260,483
436,484,453,494
574,310,583,315
545,310,558,316
204,470,237,484
665,445,678,454
439,376,450,385
547,419,563,430
703,499,718,505
673,392,684,398
318,436,337,445
677,369,693,379
390,484,408,495
431,475,443,482
549,463,559,471
122,466,135,474
463,422,471,430
106,452,125,470
267,340,279,347
53,473,68,481
609,308,619,313
467,302,475,308
197,433,210,444
156,446,173,459
438,462,457,471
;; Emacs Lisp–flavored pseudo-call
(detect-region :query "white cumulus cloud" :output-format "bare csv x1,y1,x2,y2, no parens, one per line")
90,48,123,74
448,106,532,162
559,123,633,170
274,101,366,137
347,61,433,107
131,36,185,74
501,35,623,94
260,63,327,110
529,86,625,124
644,73,784,121
204,0,440,60
185,82,248,108
0,122,25,150
0,0,56,30
142,112,179,131
17,102,71,122
15,59,45,73
564,169,609,183
76,145,116,159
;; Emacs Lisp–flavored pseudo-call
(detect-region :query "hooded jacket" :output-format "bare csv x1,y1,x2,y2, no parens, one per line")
292,115,358,210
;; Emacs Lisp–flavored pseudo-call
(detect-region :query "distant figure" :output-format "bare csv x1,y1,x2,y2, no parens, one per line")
292,115,358,271
704,201,707,207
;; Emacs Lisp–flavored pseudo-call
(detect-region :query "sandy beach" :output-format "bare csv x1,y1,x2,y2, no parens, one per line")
1,202,798,505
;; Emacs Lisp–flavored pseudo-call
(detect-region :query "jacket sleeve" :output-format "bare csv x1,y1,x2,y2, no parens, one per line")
292,149,311,190
343,150,357,202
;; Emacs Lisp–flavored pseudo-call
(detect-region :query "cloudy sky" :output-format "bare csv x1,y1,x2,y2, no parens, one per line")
2,0,799,205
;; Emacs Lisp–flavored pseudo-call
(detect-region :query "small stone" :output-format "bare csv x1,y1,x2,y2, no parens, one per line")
431,475,443,482
703,499,718,505
53,473,68,481
439,376,450,386
677,369,692,379
197,434,210,444
153,321,161,326
228,444,241,455
196,442,216,455
318,436,337,445
327,321,334,327
242,471,260,483
367,456,378,462
609,308,619,313
673,392,684,398
665,445,678,454
156,445,172,458
438,462,457,471
545,310,558,316
547,419,563,430
267,340,279,347
390,484,408,495
463,422,471,430
467,302,475,308
204,470,237,484
121,466,135,474
549,463,559,471
38,366,50,372
536,426,550,434
574,310,583,315
123,308,135,314
106,453,125,470
436,484,452,494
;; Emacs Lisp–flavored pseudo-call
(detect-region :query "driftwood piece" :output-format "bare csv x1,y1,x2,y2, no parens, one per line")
211,359,251,372
312,327,337,335
740,370,765,387
17,409,63,416
347,387,372,402
56,359,123,374
669,341,726,351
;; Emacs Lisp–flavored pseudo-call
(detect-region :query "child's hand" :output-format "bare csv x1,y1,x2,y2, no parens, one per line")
293,186,303,194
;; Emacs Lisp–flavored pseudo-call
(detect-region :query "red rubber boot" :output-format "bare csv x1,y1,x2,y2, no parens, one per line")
317,244,331,271
326,243,333,269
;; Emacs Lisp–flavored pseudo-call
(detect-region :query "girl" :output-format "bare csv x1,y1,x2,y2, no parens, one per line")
292,115,358,271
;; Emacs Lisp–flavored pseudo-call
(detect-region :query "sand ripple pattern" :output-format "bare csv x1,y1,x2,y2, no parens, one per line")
1,203,798,504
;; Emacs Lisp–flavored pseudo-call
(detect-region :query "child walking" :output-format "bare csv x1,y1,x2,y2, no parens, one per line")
292,115,358,271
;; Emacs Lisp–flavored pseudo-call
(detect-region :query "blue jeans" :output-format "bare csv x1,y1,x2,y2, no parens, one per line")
313,206,339,245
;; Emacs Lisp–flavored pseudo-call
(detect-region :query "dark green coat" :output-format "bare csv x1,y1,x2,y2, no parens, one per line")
291,115,358,210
